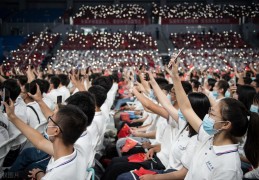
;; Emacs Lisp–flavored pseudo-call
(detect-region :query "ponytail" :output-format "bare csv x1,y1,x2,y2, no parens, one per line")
244,112,259,168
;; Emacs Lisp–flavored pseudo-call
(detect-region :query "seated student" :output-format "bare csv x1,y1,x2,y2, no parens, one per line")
159,58,259,180
3,79,28,138
7,90,96,178
57,74,70,103
45,76,62,104
21,81,47,128
3,100,89,180
88,85,109,154
209,79,229,101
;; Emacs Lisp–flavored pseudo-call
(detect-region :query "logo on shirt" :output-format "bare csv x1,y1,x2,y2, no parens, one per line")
205,161,214,171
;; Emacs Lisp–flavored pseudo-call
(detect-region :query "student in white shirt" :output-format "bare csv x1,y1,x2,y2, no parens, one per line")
3,101,89,180
88,85,109,153
3,79,28,139
57,74,70,103
165,58,259,180
21,81,47,128
209,79,229,102
6,91,96,179
45,76,62,104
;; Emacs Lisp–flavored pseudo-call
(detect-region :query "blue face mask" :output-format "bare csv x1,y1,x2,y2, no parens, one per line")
212,91,218,99
250,105,258,113
202,114,219,135
225,90,230,98
207,75,213,79
178,109,186,121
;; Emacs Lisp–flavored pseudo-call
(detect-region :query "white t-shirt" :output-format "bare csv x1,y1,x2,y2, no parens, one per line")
43,147,86,180
26,101,47,129
57,86,70,103
87,111,108,152
45,89,62,104
184,126,242,180
8,97,28,139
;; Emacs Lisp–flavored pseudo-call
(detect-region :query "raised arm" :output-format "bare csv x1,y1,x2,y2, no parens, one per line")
149,70,178,121
169,57,202,133
132,86,169,119
4,100,54,156
28,84,54,118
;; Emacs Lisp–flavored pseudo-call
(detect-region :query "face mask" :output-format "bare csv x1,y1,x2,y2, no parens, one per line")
178,109,186,121
43,125,57,141
202,114,219,135
212,91,218,99
207,75,213,79
225,90,230,98
250,105,258,113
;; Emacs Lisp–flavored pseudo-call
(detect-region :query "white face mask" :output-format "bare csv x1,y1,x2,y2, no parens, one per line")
44,125,58,141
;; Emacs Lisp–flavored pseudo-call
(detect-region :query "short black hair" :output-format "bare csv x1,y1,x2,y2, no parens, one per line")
25,79,44,95
88,85,107,108
56,104,88,146
181,81,193,94
16,75,28,86
50,76,60,89
65,91,95,126
41,79,50,93
92,76,113,93
58,74,70,86
3,79,21,101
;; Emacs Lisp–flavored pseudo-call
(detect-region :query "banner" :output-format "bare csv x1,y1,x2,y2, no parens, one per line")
73,18,148,25
162,18,239,24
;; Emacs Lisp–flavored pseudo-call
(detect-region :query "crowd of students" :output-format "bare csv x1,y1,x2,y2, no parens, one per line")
0,49,259,179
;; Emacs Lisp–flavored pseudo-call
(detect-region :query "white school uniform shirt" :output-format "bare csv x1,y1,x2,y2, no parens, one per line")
156,122,174,168
26,101,47,128
87,111,108,152
0,112,9,145
181,135,199,170
43,131,94,180
244,167,259,179
43,97,55,111
7,96,28,139
105,83,118,109
161,116,188,171
184,126,243,180
45,89,62,104
43,148,86,180
153,117,168,144
57,86,70,103
100,101,110,122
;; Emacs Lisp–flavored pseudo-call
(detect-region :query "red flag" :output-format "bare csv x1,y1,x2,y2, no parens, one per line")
117,124,131,139
120,112,131,123
134,167,157,177
127,153,146,163
121,138,138,153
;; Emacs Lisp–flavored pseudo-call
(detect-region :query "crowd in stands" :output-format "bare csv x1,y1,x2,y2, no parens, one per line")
3,32,60,72
74,4,147,19
170,31,250,49
152,2,259,19
0,50,259,179
61,31,157,50
53,49,158,71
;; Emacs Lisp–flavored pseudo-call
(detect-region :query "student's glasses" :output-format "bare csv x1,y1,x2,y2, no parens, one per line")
47,116,63,133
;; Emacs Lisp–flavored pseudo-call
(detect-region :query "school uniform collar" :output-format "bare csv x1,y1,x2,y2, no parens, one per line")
95,111,102,116
80,130,87,137
46,149,77,173
212,143,239,156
